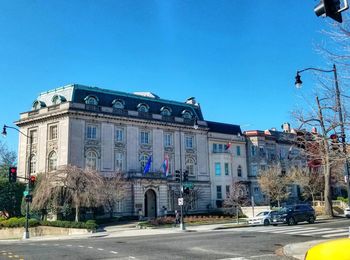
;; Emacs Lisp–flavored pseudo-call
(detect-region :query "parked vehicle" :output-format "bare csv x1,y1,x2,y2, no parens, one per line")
248,210,277,226
305,238,350,260
271,205,316,226
345,207,350,218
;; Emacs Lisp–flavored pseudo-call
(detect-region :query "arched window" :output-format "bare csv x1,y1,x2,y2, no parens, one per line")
137,103,149,113
86,150,98,170
32,100,46,110
115,152,123,172
52,95,66,105
84,95,99,105
185,158,195,176
30,154,36,174
48,151,57,172
160,106,172,116
140,153,149,171
112,99,125,109
182,110,192,119
237,165,242,177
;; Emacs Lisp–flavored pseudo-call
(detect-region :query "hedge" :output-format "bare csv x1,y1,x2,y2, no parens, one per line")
0,217,97,230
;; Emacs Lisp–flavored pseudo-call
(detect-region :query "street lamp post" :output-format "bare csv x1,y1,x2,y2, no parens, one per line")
295,64,350,208
2,124,32,239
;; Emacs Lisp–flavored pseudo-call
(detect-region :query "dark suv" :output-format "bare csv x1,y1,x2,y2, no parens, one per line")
271,205,316,226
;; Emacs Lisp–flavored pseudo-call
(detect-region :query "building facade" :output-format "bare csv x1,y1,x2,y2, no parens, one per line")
16,84,212,217
207,121,248,209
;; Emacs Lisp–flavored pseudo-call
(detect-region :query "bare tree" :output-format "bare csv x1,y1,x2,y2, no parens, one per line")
32,165,103,222
99,172,128,218
223,180,250,216
289,167,324,203
257,163,290,207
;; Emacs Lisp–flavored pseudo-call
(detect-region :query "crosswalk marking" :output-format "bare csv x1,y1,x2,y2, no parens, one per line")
323,231,350,238
241,225,350,238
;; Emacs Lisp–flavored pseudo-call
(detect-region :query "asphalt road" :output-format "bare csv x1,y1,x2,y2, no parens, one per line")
1,218,349,260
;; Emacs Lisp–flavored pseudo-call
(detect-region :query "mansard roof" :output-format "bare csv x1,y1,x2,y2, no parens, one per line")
36,84,204,120
207,121,242,135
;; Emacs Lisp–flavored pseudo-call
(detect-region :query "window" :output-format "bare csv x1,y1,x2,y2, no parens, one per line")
49,125,58,140
115,152,123,171
216,186,222,199
236,146,241,156
86,125,97,140
86,150,98,170
140,153,149,171
237,165,242,177
185,136,194,149
140,131,150,145
112,99,125,109
164,133,173,147
224,163,229,176
215,162,221,176
160,107,172,116
186,158,195,176
213,143,224,153
226,185,230,197
182,110,192,119
137,104,149,113
251,145,257,156
251,165,258,177
29,130,37,144
30,155,36,174
48,151,57,172
115,128,124,142
85,96,98,105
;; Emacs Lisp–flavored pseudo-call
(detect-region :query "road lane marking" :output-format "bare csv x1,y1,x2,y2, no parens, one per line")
78,245,84,248
278,227,321,234
54,244,60,246
88,246,93,249
323,231,350,238
97,248,104,251
299,229,347,236
110,251,118,254
285,228,332,234
41,243,47,246
66,244,72,247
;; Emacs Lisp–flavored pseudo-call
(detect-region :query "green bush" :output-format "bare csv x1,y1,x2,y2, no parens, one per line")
337,197,349,203
39,219,97,230
85,220,97,231
0,217,39,228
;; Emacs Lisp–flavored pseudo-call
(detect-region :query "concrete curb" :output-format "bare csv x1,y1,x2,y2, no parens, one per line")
283,240,326,260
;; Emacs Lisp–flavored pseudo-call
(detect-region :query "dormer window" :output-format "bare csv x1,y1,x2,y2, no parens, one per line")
84,95,99,105
160,106,172,116
112,99,125,109
137,103,149,113
32,100,46,110
181,110,192,119
52,95,66,105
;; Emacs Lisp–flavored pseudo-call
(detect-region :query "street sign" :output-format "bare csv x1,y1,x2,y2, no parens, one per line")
23,190,29,196
183,182,194,189
178,198,184,206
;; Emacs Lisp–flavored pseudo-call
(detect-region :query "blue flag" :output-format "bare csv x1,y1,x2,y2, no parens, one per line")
143,155,152,174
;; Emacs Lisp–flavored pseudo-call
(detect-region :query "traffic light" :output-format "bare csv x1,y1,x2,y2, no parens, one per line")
175,170,181,182
25,194,33,203
184,187,190,195
8,167,17,183
183,170,189,182
29,175,36,188
330,134,340,151
314,0,343,23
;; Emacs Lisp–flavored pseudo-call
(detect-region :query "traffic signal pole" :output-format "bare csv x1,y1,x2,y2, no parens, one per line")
179,131,185,231
23,134,32,239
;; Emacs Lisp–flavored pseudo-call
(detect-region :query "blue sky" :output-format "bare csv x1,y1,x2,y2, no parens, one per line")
0,1,335,151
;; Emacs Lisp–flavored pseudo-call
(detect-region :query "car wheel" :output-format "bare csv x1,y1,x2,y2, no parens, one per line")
272,224,277,226
308,216,315,224
287,217,296,226
263,219,270,226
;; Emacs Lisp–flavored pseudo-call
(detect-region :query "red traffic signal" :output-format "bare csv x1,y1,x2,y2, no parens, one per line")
29,175,36,187
8,167,17,183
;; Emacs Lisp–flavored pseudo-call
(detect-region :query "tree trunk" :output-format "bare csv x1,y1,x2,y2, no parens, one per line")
75,206,79,222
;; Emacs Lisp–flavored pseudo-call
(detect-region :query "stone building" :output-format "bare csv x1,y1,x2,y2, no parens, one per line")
15,84,212,217
244,123,304,205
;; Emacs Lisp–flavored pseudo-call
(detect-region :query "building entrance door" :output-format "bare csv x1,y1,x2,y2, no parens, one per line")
144,189,157,218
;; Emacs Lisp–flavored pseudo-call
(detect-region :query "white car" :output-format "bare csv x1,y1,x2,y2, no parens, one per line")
345,207,350,218
248,210,277,226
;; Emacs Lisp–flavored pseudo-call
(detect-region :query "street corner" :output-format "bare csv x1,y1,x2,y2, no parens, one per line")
283,240,326,260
